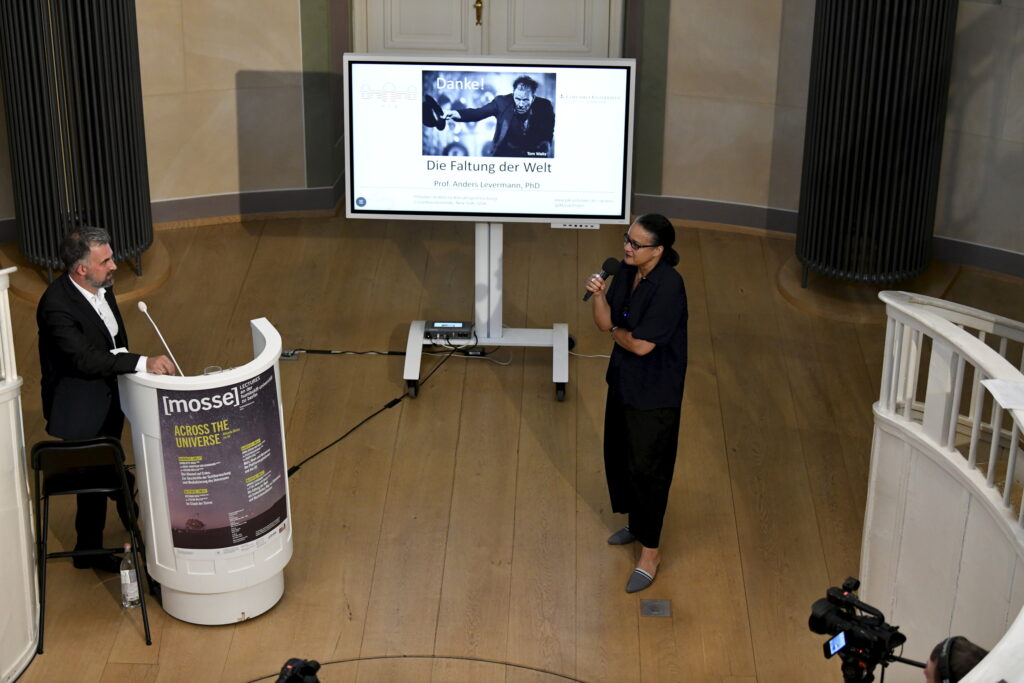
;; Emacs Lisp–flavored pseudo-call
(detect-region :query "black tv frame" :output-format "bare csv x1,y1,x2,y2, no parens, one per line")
343,53,636,225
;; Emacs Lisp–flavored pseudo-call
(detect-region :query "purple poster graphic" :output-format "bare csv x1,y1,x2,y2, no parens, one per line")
158,368,287,555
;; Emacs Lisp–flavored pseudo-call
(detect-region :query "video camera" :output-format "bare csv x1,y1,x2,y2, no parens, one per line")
275,658,321,683
809,577,922,682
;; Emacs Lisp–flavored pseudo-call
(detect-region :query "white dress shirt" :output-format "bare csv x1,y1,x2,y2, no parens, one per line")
70,278,147,373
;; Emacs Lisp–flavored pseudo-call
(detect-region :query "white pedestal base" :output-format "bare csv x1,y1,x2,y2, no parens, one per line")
404,321,569,384
402,223,570,400
159,569,284,625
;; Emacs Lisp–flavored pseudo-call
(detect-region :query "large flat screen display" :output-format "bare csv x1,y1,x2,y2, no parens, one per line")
344,54,636,224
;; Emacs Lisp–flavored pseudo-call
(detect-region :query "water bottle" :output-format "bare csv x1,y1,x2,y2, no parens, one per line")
120,543,140,609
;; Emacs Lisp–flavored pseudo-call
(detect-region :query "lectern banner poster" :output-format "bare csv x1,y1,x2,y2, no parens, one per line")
157,368,287,558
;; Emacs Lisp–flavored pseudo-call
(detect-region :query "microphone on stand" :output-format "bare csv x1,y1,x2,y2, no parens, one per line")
137,301,184,376
582,257,622,301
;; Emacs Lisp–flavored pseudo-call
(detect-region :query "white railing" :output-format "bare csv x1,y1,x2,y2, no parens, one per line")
0,265,35,683
878,291,1024,526
0,267,18,385
861,291,1024,682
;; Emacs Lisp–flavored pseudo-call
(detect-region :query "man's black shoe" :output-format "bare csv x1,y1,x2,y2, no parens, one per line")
72,553,122,573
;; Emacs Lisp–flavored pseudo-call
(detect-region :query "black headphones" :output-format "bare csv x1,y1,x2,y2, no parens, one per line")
938,636,958,683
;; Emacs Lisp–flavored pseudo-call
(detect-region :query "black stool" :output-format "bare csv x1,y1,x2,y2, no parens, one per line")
32,437,152,653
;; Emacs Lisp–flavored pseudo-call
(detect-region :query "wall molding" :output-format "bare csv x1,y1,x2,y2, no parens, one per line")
633,194,799,234
0,177,344,239
151,175,344,227
634,194,1023,280
2,190,1020,280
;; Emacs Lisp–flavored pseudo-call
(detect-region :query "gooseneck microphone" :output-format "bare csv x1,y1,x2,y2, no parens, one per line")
582,257,622,301
138,301,184,376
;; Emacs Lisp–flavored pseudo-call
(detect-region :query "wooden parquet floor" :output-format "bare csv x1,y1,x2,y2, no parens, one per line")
7,216,1021,682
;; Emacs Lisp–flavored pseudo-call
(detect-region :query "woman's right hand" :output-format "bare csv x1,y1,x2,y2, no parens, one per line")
585,273,606,298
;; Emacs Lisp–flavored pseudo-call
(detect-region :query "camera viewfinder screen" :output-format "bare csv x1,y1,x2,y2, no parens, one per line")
827,632,847,657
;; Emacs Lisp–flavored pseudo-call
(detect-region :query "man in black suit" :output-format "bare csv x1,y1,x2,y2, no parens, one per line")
447,75,555,157
37,227,176,571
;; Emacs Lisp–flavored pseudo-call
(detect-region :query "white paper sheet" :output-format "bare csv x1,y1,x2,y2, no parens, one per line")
981,379,1024,410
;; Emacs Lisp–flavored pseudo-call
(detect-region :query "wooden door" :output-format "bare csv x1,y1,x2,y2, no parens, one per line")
352,0,623,58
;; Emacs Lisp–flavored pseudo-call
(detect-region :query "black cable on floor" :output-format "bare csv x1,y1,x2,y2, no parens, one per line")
286,349,406,356
286,346,459,477
245,654,586,683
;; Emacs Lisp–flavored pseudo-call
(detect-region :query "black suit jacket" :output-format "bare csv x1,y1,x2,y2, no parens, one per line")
37,273,141,439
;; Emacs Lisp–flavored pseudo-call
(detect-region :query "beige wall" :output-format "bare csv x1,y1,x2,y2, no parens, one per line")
137,0,306,200
660,0,815,212
0,0,1020,257
936,0,1024,254
658,0,1024,255
662,0,811,210
0,0,307,213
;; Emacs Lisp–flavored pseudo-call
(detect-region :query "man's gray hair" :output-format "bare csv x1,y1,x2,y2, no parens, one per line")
59,226,111,271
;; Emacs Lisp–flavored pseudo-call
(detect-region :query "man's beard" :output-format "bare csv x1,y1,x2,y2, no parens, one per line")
87,272,114,290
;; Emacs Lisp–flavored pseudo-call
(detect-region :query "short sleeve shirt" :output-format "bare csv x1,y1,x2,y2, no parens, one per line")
604,259,688,410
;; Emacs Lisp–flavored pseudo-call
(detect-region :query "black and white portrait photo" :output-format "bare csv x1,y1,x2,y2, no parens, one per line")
422,71,556,158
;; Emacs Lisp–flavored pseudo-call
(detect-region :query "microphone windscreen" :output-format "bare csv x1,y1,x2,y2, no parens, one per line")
601,257,622,276
137,301,148,312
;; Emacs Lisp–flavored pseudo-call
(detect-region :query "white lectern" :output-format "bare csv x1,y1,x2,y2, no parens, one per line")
403,223,570,400
119,318,292,625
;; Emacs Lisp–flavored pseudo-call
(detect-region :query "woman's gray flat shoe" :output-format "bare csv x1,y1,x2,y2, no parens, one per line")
607,527,636,545
626,568,655,593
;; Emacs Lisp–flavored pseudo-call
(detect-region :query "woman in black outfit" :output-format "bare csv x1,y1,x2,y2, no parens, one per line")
585,213,688,593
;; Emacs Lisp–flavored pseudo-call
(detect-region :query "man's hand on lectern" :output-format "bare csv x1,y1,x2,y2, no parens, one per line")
146,355,177,376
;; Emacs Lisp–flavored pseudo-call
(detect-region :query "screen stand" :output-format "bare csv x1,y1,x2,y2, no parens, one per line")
403,222,569,401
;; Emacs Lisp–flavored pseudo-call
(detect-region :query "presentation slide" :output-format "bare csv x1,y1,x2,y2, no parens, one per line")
346,57,634,223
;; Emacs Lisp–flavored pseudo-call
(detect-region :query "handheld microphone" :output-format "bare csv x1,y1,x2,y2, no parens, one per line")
582,257,622,301
138,301,184,376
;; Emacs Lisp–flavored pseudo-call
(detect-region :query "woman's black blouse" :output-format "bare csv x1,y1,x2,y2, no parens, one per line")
604,259,688,410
